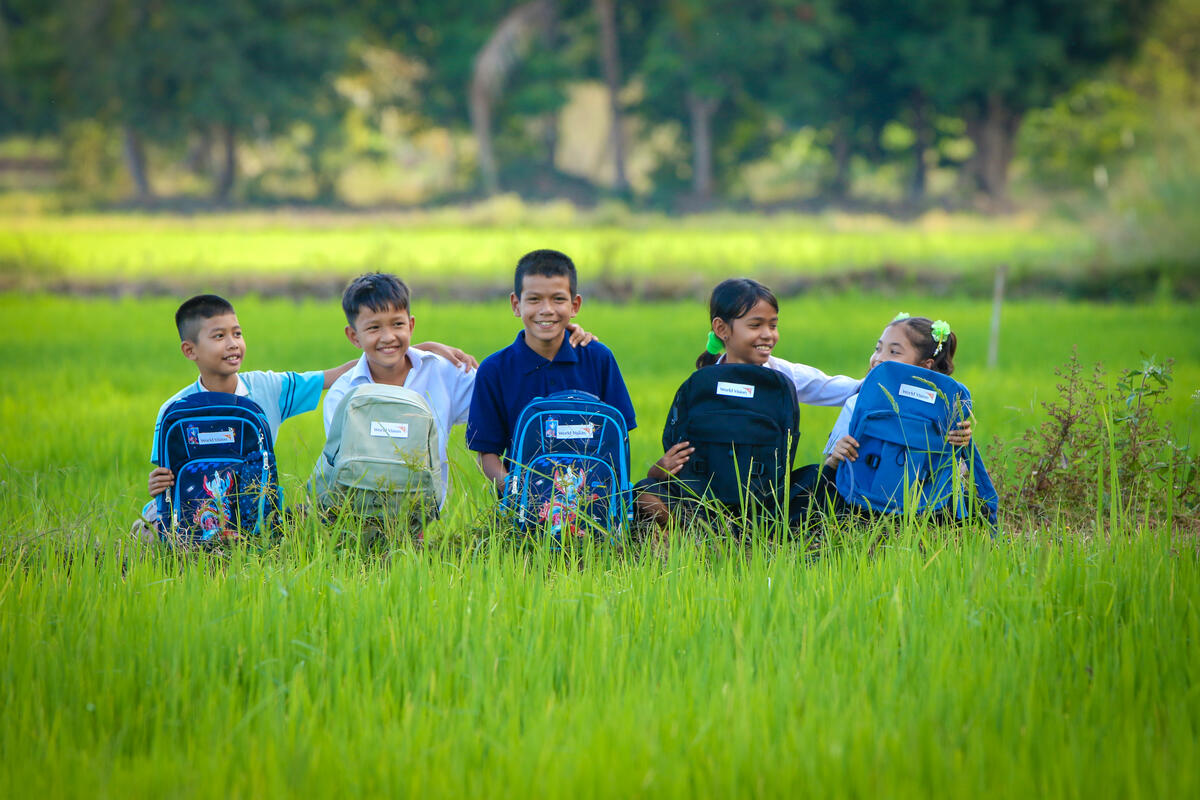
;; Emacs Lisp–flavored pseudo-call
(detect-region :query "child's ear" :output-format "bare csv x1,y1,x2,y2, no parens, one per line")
510,292,521,317
180,340,198,362
570,294,582,316
408,314,416,335
345,325,361,349
919,358,935,370
712,318,730,343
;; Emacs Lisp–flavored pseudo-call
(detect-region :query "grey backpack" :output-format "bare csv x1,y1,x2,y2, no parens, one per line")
310,384,443,519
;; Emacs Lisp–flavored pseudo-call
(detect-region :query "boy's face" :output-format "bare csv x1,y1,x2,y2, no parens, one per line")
510,273,581,348
181,312,245,378
346,304,415,369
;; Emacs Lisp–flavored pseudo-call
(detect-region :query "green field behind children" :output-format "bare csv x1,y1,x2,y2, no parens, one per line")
1,248,1198,796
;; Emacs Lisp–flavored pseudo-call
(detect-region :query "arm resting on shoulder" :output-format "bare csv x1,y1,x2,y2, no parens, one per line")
322,359,358,389
414,341,478,370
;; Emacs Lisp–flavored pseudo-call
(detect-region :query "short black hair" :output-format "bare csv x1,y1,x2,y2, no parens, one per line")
175,294,236,341
342,273,411,326
514,249,577,297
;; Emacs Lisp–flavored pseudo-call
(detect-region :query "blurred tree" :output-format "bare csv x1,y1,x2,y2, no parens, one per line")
639,0,829,203
898,0,1160,208
31,0,355,202
0,0,63,138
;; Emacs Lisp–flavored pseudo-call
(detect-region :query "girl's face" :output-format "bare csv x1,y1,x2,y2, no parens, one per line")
870,323,934,371
715,299,779,366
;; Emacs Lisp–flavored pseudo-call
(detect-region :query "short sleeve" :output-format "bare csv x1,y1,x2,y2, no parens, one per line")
149,399,172,463
598,346,637,431
322,374,350,434
448,366,476,427
280,370,325,421
466,359,508,455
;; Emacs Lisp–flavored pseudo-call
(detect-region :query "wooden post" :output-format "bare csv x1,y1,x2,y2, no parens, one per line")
987,264,1007,369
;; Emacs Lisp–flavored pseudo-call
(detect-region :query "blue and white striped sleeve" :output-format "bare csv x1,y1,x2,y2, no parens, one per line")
279,370,325,421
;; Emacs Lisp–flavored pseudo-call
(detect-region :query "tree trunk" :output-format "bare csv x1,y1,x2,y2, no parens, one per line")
185,128,213,176
122,125,153,201
966,93,1022,211
828,117,852,201
686,90,719,200
909,93,931,203
213,123,237,203
469,0,556,196
594,0,628,193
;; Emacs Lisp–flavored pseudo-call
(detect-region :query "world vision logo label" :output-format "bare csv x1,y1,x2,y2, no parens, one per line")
716,381,755,399
898,384,937,404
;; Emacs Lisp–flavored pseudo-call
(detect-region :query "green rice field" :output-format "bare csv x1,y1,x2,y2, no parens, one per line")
0,211,1094,290
1,265,1199,795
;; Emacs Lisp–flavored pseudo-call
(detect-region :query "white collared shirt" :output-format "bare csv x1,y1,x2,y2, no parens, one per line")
322,349,476,500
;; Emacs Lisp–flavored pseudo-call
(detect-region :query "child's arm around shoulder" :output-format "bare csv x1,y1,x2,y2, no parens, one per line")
775,356,861,407
323,359,357,389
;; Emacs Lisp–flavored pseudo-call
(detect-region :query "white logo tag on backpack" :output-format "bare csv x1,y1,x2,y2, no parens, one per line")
196,428,236,445
553,423,595,439
370,421,409,438
899,384,937,404
716,381,755,399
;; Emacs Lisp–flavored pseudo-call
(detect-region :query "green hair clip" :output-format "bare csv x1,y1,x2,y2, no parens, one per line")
891,311,911,323
931,319,951,355
706,330,724,355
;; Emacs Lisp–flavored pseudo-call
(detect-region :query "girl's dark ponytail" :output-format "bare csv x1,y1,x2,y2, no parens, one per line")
894,316,957,375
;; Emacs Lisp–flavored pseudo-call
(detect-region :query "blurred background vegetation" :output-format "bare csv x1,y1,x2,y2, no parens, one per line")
0,0,1193,213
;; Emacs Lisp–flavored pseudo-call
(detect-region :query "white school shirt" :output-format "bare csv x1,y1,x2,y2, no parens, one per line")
823,394,858,454
322,349,476,502
150,370,324,462
717,354,861,408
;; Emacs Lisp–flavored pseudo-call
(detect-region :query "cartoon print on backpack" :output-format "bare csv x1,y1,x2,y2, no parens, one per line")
537,463,602,538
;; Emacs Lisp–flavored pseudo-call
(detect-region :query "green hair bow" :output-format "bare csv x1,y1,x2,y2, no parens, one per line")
931,319,951,355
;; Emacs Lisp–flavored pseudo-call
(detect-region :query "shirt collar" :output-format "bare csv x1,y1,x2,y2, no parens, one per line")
349,348,430,385
513,329,578,374
197,375,249,396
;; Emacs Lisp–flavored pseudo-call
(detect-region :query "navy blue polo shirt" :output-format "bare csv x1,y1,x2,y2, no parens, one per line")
466,331,637,459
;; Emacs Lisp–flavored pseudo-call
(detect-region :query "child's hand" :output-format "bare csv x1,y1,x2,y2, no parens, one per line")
649,441,694,481
824,435,859,468
947,419,973,447
148,467,175,497
414,341,478,370
567,323,596,348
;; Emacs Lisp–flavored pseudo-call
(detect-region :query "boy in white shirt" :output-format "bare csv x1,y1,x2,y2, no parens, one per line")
322,274,476,504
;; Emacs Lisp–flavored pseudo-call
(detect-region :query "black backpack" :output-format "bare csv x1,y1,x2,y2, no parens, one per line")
662,364,800,511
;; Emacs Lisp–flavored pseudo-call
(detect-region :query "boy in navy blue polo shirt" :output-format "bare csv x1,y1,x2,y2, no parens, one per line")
467,249,636,490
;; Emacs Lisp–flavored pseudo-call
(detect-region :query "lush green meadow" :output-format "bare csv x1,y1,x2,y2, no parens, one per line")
2,289,1198,797
0,211,1094,290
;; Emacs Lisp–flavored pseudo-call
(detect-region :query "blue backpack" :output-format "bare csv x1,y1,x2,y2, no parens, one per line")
153,391,281,546
834,361,998,525
503,390,632,540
